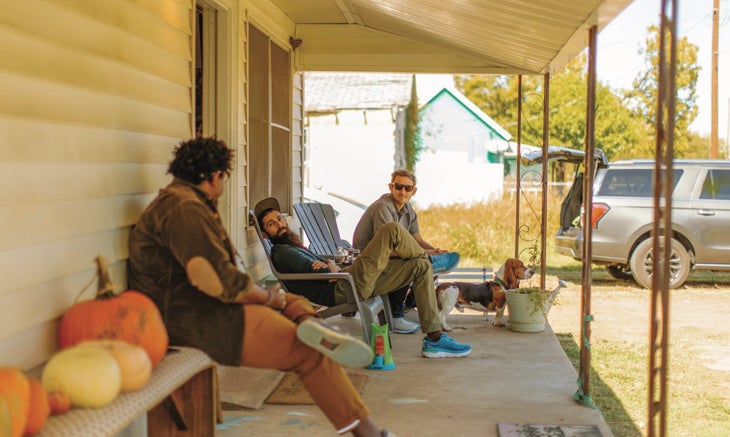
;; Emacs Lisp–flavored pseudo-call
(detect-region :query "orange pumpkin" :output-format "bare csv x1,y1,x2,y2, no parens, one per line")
0,368,30,437
58,255,169,367
23,379,49,436
0,396,13,437
46,391,71,416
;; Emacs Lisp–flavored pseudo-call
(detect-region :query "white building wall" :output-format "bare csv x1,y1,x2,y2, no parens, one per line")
416,92,506,207
414,151,503,208
306,109,397,204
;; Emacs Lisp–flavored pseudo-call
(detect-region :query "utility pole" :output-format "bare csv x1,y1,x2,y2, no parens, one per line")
711,0,719,158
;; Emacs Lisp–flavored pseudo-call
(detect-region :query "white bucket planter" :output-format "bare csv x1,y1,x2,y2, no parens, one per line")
505,280,565,333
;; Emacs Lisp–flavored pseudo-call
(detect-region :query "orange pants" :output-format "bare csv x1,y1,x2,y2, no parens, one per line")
240,296,370,433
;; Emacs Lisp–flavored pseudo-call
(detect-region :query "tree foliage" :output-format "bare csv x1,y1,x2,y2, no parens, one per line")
623,25,701,157
454,26,703,161
455,56,643,161
403,75,422,172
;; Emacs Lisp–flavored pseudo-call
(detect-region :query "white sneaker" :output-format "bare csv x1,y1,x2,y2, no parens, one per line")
296,318,374,367
403,308,420,324
392,317,420,334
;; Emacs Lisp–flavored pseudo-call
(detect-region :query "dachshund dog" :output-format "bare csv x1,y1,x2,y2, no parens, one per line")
435,258,535,331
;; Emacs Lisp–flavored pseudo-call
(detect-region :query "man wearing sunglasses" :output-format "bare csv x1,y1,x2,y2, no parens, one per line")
353,169,461,334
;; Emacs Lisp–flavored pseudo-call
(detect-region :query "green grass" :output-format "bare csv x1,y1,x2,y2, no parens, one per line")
419,192,730,436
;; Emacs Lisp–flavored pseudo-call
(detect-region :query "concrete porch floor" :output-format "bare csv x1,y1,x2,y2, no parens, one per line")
216,310,613,437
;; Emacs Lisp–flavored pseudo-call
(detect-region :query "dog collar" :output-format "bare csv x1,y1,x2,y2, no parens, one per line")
493,277,508,290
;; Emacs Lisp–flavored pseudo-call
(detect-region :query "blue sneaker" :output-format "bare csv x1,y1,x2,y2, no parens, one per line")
430,252,460,274
297,318,374,367
422,333,471,358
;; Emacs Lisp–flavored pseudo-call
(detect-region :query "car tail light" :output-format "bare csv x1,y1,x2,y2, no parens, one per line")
590,203,609,229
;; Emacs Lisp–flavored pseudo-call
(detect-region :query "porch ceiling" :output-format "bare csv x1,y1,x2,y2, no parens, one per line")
272,0,634,75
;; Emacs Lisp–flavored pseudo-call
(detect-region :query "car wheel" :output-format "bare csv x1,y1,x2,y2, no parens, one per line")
606,265,634,281
630,237,691,289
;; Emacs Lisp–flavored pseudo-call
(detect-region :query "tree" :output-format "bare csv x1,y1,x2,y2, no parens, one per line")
624,25,700,157
403,75,422,172
455,56,643,161
455,25,702,161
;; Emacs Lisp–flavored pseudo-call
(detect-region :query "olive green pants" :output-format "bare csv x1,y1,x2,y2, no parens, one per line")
339,222,442,333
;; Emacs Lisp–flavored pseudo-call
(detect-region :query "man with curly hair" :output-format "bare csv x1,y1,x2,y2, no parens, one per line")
128,137,392,437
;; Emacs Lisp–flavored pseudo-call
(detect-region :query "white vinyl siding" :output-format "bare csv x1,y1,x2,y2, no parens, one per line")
0,0,195,370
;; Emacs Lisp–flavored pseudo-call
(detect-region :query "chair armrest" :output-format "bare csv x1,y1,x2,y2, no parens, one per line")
274,272,355,286
273,272,358,299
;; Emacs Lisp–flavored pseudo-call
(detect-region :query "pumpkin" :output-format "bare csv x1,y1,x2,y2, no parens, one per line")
0,395,14,437
46,391,71,416
22,379,49,436
58,255,169,367
42,346,121,408
0,367,30,437
77,340,152,392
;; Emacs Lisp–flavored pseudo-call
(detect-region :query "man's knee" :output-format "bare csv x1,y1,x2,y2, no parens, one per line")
380,222,408,239
407,258,432,277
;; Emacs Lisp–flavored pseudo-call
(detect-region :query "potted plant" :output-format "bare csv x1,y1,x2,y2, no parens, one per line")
505,280,566,332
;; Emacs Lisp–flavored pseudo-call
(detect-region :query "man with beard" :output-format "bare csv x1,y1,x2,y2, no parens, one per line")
255,197,472,359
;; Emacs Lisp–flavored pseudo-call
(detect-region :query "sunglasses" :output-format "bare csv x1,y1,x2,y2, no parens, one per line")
391,183,415,192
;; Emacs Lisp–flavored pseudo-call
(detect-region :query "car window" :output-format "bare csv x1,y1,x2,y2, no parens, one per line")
700,169,730,200
597,168,683,197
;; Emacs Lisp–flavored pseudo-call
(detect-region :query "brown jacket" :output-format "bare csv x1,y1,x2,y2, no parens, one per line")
128,178,254,365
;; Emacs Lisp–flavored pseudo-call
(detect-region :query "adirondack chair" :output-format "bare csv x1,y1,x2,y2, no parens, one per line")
248,210,393,344
293,202,351,256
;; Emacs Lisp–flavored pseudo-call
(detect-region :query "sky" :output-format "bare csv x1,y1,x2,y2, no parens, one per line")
417,0,729,144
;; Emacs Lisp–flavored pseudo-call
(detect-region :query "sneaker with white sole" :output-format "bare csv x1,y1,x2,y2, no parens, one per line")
296,318,374,367
403,308,420,324
421,333,472,358
392,317,420,334
430,252,460,274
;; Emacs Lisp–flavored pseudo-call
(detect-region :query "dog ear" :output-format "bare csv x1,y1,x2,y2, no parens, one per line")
504,259,518,289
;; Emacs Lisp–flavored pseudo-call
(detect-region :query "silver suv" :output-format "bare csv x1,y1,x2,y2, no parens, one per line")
554,158,730,288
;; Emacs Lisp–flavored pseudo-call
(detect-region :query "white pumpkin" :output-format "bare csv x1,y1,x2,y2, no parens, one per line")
76,340,152,392
42,346,121,408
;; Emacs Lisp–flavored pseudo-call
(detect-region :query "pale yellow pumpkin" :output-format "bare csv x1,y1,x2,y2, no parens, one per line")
41,346,121,408
77,340,152,392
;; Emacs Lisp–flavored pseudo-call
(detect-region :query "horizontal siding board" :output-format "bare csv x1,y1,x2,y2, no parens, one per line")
0,322,58,371
0,71,191,138
0,163,169,207
0,26,190,112
0,228,132,296
0,193,156,251
0,260,127,370
48,0,192,59
0,117,180,163
131,0,193,33
1,0,191,86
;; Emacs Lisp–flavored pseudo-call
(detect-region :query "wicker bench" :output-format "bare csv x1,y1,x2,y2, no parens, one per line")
37,346,219,437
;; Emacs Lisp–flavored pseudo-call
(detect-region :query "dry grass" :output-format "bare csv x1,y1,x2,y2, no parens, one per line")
418,192,730,436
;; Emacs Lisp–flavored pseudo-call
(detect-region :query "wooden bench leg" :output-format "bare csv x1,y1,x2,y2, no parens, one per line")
147,366,217,437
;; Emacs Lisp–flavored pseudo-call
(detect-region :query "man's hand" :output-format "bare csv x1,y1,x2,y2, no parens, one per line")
313,259,341,273
237,282,287,310
311,260,327,270
264,284,287,310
